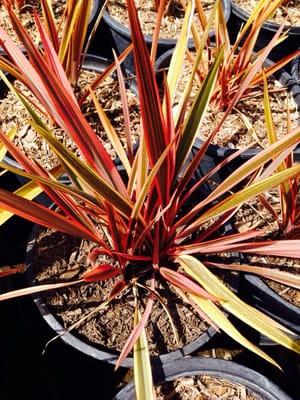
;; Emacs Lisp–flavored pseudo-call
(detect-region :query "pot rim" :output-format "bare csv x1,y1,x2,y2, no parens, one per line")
25,226,218,368
243,273,300,334
102,0,231,46
231,1,300,35
113,356,293,400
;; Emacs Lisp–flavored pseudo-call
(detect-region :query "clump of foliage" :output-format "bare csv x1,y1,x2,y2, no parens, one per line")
0,0,300,398
256,73,300,239
177,0,299,113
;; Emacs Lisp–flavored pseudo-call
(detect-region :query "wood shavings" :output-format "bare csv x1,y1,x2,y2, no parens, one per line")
107,0,215,39
156,375,260,399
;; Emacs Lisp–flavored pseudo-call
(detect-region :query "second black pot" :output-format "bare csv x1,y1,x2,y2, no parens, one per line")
242,274,300,339
113,357,293,400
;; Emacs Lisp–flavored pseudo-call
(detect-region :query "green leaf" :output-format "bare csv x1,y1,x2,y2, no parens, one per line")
176,47,224,173
186,163,300,234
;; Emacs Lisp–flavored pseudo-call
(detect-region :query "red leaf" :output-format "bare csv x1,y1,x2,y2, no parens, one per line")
0,264,26,278
125,0,170,205
115,296,154,369
160,267,217,301
82,264,120,282
109,280,127,300
88,247,113,266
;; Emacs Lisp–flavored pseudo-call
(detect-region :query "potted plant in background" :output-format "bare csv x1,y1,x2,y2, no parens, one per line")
231,0,300,60
102,0,231,69
0,0,105,178
1,0,103,84
0,0,133,202
0,0,103,66
0,0,300,399
155,0,300,165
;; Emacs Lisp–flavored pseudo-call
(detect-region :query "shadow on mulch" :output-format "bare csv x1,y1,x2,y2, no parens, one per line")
0,272,127,400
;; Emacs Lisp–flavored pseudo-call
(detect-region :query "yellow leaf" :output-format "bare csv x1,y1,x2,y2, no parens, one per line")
177,255,300,356
89,87,131,176
190,163,300,230
167,0,194,103
189,294,280,368
174,0,219,125
0,127,17,162
134,308,155,400
0,179,45,225
58,0,84,62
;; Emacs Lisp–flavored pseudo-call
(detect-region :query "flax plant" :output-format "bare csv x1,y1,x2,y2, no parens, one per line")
0,1,300,399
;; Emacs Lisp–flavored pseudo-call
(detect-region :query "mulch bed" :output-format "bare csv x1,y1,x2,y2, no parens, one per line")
106,0,215,39
31,228,210,357
0,68,140,169
155,374,260,399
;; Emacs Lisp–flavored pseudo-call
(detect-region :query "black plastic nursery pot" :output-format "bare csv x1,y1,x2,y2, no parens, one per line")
242,274,300,339
230,1,300,61
291,50,300,83
101,0,231,72
25,150,240,369
26,252,217,368
113,357,293,400
21,108,241,368
216,53,300,339
196,139,300,341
